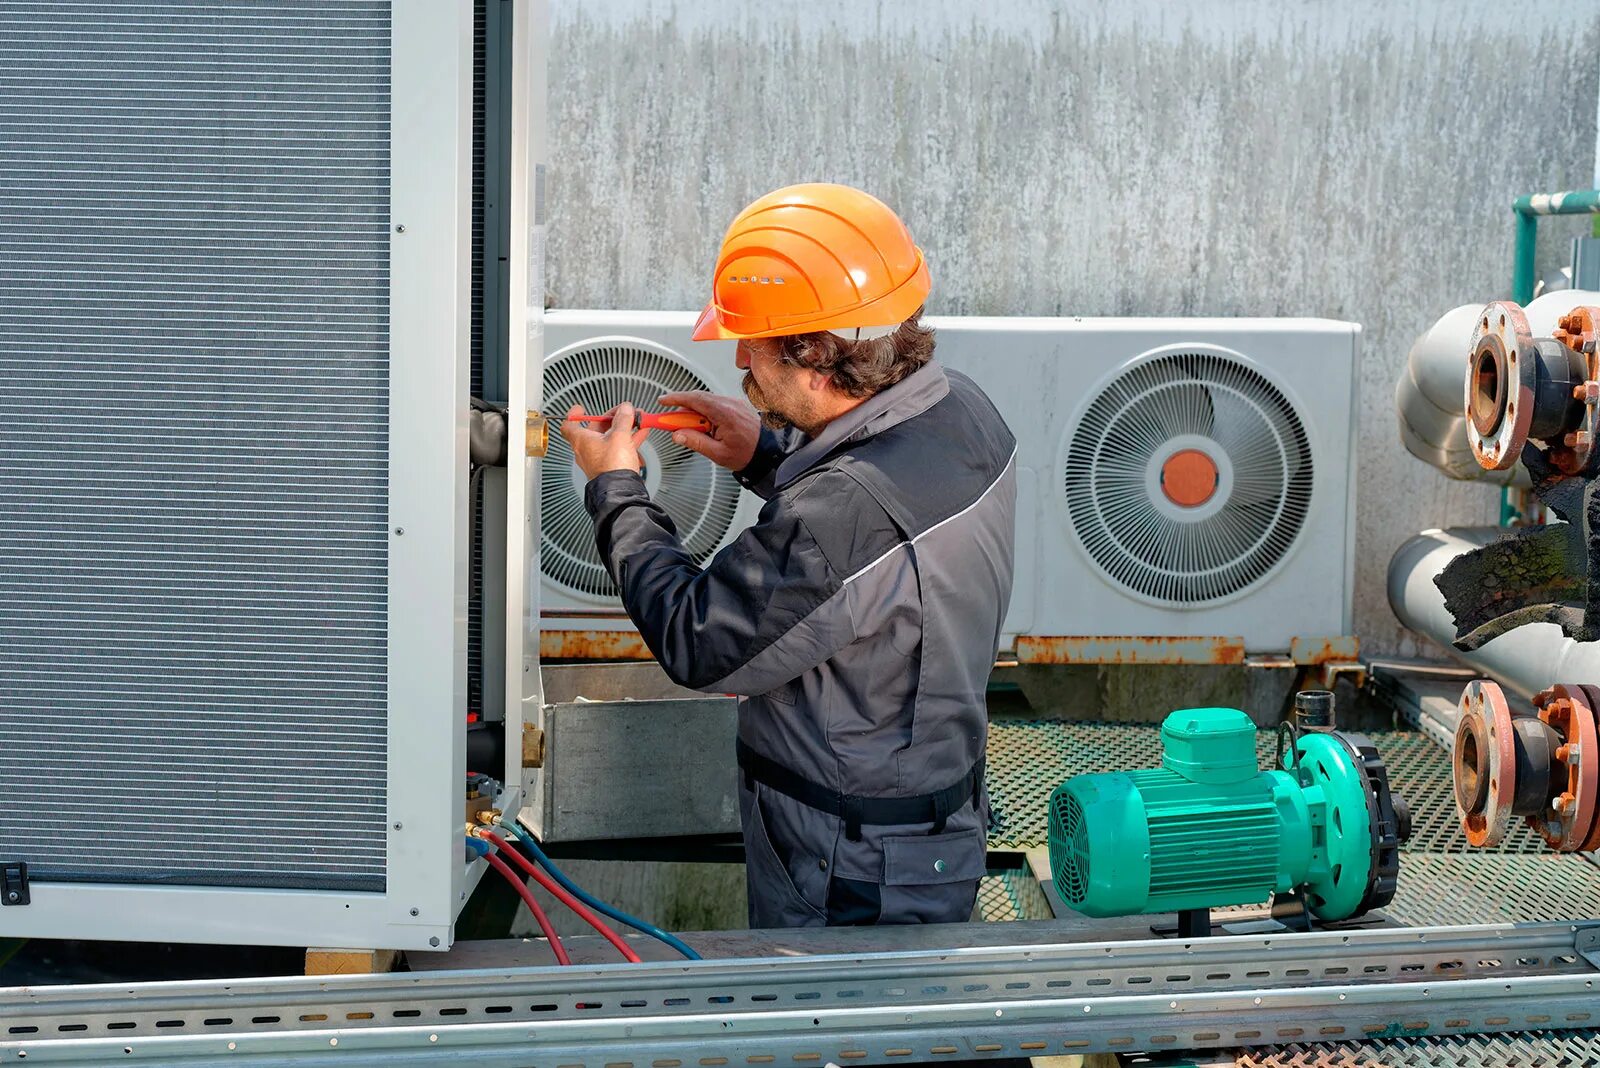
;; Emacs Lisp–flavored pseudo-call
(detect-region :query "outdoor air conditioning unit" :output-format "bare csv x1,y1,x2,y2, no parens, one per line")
539,311,762,655
935,317,1359,656
537,313,1358,658
0,0,549,952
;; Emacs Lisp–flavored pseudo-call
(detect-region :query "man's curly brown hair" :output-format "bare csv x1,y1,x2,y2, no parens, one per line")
768,308,936,397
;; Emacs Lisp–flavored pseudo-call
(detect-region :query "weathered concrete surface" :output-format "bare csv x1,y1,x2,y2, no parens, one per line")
547,0,1600,656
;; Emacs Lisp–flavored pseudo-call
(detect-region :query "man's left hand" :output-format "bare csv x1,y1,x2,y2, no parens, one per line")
561,402,651,480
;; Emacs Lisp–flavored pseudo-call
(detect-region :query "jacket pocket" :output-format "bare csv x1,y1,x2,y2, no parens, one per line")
882,828,986,886
744,785,825,926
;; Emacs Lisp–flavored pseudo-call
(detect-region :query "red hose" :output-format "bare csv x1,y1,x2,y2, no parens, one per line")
482,831,643,964
482,849,571,966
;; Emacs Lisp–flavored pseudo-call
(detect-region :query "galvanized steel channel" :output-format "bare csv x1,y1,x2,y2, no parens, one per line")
4,922,1600,1064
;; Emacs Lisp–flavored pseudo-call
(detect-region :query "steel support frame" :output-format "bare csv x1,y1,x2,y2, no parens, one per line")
4,922,1600,1065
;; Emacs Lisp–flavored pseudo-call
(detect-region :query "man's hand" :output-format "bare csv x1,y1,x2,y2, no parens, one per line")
659,390,761,472
561,402,650,480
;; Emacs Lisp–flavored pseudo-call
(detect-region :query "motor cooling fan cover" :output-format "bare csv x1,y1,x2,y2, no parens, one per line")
1063,350,1314,605
541,339,742,599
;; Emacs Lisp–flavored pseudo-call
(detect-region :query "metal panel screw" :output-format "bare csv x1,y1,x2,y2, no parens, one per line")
429,936,440,947
395,224,406,233
395,527,405,536
410,907,420,916
394,822,403,830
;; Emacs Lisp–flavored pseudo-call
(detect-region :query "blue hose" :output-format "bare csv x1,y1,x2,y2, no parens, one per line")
496,821,703,961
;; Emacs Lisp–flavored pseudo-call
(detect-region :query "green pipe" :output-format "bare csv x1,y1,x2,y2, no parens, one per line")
1512,190,1600,303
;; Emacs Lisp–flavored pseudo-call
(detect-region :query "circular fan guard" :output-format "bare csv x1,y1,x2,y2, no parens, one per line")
541,340,742,599
1063,351,1314,605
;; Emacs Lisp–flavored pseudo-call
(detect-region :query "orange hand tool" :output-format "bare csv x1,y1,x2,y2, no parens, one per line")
566,410,712,433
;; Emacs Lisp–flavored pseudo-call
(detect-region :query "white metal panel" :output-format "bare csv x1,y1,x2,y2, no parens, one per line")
508,0,550,832
383,0,475,948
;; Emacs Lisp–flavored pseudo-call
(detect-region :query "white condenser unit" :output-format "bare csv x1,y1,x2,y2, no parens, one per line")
0,0,549,951
539,311,762,651
537,313,1358,656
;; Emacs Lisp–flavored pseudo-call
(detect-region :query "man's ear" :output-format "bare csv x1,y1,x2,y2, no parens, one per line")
806,368,833,393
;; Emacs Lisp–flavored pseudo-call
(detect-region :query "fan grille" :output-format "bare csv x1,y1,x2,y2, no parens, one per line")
1051,791,1091,905
541,341,742,598
1064,351,1313,605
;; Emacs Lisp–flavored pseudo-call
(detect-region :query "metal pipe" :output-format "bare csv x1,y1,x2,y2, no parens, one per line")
1395,304,1523,483
1396,291,1600,485
1388,527,1600,700
1514,191,1600,303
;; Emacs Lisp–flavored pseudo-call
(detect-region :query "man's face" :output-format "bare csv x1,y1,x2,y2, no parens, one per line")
737,338,817,433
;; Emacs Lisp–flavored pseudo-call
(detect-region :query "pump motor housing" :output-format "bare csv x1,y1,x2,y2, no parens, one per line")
1048,707,1407,921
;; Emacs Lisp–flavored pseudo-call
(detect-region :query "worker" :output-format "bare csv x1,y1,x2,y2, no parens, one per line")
561,183,1016,928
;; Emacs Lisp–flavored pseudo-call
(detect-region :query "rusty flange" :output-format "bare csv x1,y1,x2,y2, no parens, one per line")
1579,684,1600,853
1465,301,1536,471
1549,306,1600,476
1453,679,1516,847
1531,683,1599,851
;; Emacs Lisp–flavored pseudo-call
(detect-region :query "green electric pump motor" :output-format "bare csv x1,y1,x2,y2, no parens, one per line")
1048,699,1410,922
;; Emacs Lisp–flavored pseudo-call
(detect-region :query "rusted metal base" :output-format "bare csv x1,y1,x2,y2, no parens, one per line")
1015,635,1247,666
540,629,654,660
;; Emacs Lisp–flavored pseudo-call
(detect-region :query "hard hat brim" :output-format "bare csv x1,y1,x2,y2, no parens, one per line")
691,302,738,342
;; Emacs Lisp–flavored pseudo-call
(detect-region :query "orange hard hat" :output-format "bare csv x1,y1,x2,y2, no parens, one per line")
692,183,930,342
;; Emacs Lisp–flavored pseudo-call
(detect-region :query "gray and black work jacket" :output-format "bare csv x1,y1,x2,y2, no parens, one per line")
584,360,1016,909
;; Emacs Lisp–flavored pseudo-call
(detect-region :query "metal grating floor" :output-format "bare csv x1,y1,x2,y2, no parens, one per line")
1227,1030,1600,1067
975,865,1050,924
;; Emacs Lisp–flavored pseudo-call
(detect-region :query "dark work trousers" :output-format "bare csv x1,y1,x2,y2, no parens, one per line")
738,779,985,929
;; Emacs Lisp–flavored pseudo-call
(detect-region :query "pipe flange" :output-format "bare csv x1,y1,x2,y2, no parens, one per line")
1550,306,1600,477
1532,684,1599,851
1454,680,1516,847
1465,301,1536,471
1579,685,1600,852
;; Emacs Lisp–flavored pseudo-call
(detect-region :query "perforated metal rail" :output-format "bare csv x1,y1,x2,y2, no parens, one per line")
4,923,1600,1065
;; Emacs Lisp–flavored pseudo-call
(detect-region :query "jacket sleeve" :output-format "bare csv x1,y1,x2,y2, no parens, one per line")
733,425,801,500
583,467,894,694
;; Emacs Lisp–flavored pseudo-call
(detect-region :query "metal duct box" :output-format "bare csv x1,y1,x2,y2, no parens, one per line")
0,0,547,951
524,664,739,842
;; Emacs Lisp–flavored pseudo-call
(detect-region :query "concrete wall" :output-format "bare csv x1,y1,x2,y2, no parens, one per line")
546,0,1600,656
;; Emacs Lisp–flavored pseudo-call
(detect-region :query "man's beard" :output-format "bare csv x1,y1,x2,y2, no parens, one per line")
743,371,794,431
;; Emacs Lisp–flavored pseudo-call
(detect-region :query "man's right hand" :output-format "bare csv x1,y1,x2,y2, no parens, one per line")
659,391,761,472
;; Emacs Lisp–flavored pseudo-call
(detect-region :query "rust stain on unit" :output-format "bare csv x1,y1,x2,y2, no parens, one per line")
1015,635,1247,666
540,629,654,661
1289,635,1362,665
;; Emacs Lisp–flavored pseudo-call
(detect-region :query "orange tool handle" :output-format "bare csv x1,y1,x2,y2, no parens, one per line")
567,410,713,433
